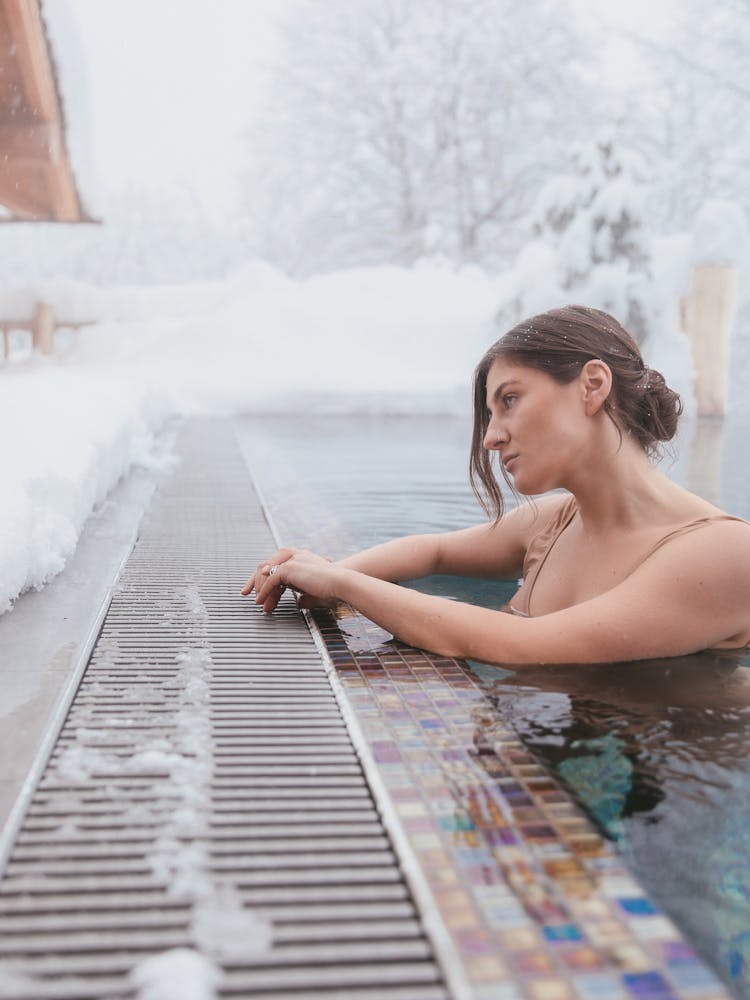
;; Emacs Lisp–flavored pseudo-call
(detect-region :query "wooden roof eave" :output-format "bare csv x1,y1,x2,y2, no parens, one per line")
0,0,89,222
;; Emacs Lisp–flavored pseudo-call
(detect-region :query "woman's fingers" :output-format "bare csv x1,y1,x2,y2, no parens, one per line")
255,555,305,609
252,568,283,607
240,549,296,597
241,549,336,614
256,568,285,606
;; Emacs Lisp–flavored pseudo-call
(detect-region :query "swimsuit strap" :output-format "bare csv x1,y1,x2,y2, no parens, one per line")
628,514,748,573
509,494,578,617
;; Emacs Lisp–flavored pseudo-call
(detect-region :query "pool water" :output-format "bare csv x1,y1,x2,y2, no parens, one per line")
236,412,750,998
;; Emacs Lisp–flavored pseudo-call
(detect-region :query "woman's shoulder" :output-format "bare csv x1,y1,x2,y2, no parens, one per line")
638,483,750,567
665,482,747,525
504,492,577,546
631,512,750,649
636,501,750,591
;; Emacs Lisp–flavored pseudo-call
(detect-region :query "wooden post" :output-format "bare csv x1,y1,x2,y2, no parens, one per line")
683,265,738,418
682,200,746,418
32,301,55,355
686,417,725,506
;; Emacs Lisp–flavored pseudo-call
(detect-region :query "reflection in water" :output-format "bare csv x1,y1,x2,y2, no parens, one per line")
686,417,727,507
470,650,750,997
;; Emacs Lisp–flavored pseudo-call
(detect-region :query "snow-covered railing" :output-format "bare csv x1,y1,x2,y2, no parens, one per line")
0,303,95,358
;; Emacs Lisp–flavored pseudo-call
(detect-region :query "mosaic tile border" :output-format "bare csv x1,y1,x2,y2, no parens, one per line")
308,607,730,1000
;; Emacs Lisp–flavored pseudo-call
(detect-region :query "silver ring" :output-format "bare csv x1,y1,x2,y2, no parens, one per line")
269,564,279,577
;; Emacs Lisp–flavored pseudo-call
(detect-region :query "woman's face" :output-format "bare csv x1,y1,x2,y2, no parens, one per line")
483,359,587,495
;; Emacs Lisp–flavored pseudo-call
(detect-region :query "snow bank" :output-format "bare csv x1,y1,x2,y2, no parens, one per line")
0,367,168,613
68,261,499,414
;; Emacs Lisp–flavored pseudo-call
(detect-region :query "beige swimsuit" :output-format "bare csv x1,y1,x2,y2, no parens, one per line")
507,494,750,650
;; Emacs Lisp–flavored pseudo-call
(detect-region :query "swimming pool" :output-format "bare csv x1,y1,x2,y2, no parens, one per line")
236,411,750,997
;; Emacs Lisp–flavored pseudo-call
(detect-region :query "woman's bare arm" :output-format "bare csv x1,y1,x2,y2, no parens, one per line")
252,519,750,665
335,495,564,580
337,533,451,581
245,525,521,614
243,496,564,612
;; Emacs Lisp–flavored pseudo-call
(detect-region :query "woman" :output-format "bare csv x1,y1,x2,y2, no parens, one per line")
242,305,750,665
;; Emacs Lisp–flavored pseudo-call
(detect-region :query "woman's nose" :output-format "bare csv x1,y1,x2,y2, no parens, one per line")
483,419,506,450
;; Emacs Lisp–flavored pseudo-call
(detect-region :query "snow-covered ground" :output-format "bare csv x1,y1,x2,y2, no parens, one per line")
0,257,696,615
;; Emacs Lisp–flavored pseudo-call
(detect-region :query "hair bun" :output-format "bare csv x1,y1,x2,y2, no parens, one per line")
640,366,682,445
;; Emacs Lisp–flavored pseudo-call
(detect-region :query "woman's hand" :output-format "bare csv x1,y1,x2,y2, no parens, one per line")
240,547,295,613
241,548,340,613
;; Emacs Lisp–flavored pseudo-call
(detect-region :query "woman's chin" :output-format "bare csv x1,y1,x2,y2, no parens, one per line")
509,462,563,496
513,474,551,497
508,470,532,494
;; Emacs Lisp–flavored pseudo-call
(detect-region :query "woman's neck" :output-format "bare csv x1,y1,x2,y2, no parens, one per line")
563,437,673,532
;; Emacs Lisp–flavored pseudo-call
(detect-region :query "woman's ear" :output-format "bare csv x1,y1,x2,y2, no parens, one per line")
579,359,612,416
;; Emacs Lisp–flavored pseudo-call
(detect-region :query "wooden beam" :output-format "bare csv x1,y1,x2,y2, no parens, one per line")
0,161,58,219
0,119,56,160
0,119,81,221
2,0,59,119
0,0,85,221
45,152,80,220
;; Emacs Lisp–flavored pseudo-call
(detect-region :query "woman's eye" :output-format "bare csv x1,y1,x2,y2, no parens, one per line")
503,394,517,409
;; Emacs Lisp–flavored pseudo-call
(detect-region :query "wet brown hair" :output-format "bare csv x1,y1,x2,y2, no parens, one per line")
470,304,683,519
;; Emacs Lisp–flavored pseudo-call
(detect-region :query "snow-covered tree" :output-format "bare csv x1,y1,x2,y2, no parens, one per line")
240,0,599,275
530,133,655,342
618,0,750,234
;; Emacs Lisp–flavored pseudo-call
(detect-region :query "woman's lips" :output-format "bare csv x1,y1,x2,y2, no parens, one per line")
502,453,518,472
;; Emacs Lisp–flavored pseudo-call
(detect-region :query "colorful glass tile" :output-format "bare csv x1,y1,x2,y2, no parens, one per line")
305,606,730,1000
